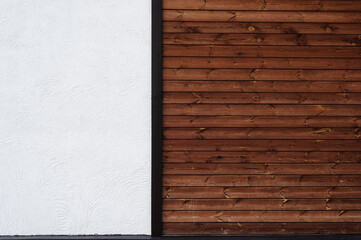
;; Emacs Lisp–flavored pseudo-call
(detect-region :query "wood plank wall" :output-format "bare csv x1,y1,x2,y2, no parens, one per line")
161,0,361,235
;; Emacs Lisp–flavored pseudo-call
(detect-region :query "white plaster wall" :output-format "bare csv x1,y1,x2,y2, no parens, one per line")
0,0,151,235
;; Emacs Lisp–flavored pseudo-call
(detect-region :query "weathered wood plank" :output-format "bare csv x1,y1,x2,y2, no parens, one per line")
163,22,361,34
163,10,361,23
163,174,361,186
163,151,361,163
163,0,361,11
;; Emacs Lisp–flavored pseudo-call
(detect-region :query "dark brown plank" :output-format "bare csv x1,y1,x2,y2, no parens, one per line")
163,222,361,234
163,93,361,104
163,69,361,81
163,174,361,186
163,127,361,140
164,45,361,58
164,33,361,46
163,116,361,128
163,199,361,210
163,0,361,11
163,22,361,34
163,163,361,175
163,151,361,163
162,186,361,199
163,10,361,23
163,57,361,69
163,81,361,93
163,104,361,116
163,140,361,151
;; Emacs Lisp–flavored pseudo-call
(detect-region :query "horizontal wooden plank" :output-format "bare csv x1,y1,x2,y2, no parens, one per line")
163,57,361,69
163,0,361,11
163,22,361,34
163,163,361,175
163,222,361,234
162,186,361,198
163,210,361,222
163,116,361,128
163,151,361,164
163,140,361,151
163,199,361,210
163,104,361,116
163,45,361,58
163,81,361,93
164,33,361,46
163,174,361,186
163,127,361,140
163,10,361,23
163,69,361,81
163,93,361,104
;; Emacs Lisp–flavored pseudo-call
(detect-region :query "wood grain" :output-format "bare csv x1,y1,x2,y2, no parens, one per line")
163,140,361,151
163,151,361,163
163,57,361,69
164,45,361,58
163,22,361,34
163,93,361,104
163,69,361,81
163,222,361,234
163,10,361,23
163,0,361,11
163,116,361,128
163,175,361,186
163,199,361,210
163,104,361,116
162,186,361,199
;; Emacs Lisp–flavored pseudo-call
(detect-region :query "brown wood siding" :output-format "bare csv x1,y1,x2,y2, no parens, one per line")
161,0,361,235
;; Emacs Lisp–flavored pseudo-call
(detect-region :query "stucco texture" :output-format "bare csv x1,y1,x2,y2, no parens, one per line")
0,0,151,235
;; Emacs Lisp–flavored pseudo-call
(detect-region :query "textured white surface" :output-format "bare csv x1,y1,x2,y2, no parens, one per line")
0,0,151,235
